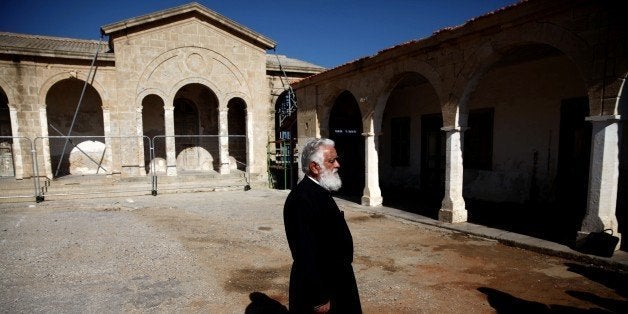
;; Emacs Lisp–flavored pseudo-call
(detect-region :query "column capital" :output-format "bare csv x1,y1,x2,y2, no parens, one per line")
441,126,469,132
585,115,622,122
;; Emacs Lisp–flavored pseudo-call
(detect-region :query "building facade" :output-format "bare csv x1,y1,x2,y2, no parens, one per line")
292,0,627,247
0,3,323,184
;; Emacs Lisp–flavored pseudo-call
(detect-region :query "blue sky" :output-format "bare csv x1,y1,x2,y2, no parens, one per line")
0,0,518,68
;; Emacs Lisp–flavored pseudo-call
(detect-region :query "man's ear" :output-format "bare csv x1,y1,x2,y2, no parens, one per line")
308,161,320,175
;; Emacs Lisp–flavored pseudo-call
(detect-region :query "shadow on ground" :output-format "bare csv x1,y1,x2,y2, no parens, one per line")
477,287,611,313
479,262,628,313
245,292,288,314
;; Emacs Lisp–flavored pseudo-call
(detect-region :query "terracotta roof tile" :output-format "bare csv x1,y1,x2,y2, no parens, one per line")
0,32,114,61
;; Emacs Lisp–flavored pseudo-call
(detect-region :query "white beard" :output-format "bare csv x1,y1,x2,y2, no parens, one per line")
319,167,342,192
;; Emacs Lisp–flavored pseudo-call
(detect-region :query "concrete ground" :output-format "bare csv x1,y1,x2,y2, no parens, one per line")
1,188,627,313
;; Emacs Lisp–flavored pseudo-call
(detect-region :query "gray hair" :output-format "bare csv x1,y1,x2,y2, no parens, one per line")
301,138,335,174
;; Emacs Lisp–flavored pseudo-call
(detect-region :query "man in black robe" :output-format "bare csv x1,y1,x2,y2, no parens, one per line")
283,138,362,313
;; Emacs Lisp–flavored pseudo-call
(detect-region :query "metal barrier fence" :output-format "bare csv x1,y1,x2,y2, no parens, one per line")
0,136,39,201
0,135,249,202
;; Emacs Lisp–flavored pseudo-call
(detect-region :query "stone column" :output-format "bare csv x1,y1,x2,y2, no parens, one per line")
579,115,622,247
361,131,382,206
102,108,114,176
219,108,230,174
8,107,24,179
39,107,53,179
439,126,468,223
164,106,177,176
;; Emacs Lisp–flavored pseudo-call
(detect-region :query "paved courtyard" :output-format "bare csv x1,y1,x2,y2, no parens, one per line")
1,188,627,313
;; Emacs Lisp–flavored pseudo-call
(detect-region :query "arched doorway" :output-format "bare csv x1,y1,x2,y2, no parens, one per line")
0,87,13,177
329,91,364,198
173,83,219,172
227,97,246,171
379,73,442,218
45,78,104,177
464,43,589,245
141,94,165,173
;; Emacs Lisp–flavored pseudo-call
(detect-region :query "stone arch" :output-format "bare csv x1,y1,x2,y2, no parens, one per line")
0,78,15,108
140,93,166,173
328,90,365,197
375,71,443,216
39,71,109,109
169,77,224,109
320,87,361,138
452,22,592,126
45,77,106,177
373,64,443,135
458,33,590,243
140,47,250,101
171,82,220,172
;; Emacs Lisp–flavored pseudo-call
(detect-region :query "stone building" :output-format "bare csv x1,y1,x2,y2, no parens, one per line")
291,0,627,247
0,3,322,183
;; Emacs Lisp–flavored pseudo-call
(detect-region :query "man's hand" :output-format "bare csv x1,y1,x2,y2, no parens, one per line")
314,301,330,313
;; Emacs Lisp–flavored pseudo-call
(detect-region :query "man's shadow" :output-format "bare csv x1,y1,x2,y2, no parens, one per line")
245,292,288,314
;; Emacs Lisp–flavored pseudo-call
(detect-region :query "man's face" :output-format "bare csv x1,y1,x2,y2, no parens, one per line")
316,145,342,191
320,146,340,172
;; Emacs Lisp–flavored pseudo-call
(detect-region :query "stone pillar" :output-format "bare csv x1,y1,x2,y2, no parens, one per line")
219,108,230,174
39,107,53,179
164,106,177,176
439,127,468,223
8,107,23,179
579,115,622,247
102,108,115,176
361,131,382,206
135,107,146,176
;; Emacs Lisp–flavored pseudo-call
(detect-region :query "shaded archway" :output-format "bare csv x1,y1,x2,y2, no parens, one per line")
141,94,165,173
271,90,298,189
227,97,246,171
0,87,13,177
173,83,219,172
45,78,104,177
329,90,364,198
463,43,589,245
379,72,442,218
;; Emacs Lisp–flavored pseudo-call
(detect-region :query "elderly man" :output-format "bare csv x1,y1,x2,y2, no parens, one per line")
283,138,362,313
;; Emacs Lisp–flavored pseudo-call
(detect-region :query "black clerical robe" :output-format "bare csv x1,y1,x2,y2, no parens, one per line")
283,176,361,313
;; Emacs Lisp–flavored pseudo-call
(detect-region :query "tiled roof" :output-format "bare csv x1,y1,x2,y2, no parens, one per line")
267,54,325,74
0,32,114,61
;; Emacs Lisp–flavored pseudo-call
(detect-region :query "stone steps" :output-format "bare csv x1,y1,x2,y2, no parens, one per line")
0,171,254,202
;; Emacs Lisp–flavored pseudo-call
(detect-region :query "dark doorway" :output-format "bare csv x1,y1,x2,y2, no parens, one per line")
556,97,591,241
420,113,445,211
329,91,364,199
228,98,247,171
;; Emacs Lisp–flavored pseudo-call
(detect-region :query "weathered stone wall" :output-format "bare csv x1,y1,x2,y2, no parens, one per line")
0,57,116,178
109,18,269,176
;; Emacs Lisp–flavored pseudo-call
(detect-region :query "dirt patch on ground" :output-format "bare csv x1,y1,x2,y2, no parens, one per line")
1,190,626,313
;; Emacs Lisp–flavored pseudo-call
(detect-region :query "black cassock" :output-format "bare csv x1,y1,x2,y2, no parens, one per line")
283,177,362,313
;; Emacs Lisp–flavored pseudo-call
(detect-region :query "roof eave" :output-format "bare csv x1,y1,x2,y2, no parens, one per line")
0,47,115,61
